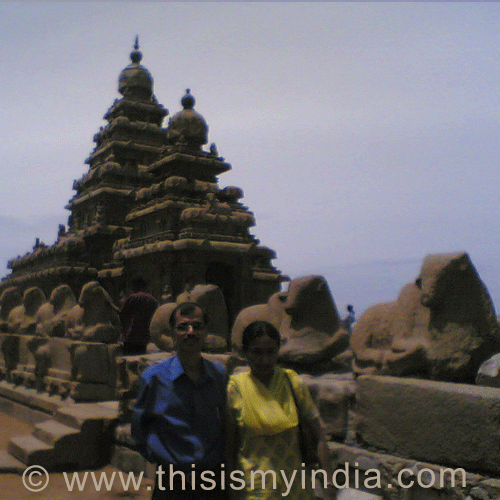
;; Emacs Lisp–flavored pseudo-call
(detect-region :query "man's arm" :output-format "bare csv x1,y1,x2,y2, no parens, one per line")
130,375,152,459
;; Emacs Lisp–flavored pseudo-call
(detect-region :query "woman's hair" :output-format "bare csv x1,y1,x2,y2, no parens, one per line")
242,321,281,351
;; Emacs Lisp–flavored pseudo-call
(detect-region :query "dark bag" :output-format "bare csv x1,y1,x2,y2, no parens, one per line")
285,372,319,466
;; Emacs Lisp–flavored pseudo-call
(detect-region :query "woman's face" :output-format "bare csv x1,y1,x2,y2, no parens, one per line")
245,334,279,384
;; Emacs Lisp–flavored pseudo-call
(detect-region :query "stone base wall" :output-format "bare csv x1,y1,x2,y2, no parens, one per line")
2,340,500,499
329,442,500,500
355,375,500,477
112,369,500,499
0,334,120,401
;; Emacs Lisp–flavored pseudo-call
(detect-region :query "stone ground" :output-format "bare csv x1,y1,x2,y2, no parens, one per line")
0,412,380,500
0,412,154,500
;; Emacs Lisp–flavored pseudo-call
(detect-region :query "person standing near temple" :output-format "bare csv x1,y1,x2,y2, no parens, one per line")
119,277,158,355
131,302,227,500
343,305,356,334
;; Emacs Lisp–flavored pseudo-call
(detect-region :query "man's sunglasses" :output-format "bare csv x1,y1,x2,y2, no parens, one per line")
175,322,205,332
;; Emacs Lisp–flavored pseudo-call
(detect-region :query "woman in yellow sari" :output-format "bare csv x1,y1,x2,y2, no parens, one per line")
226,321,337,500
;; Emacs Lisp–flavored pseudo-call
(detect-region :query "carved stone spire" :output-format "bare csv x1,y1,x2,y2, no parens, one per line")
118,36,153,100
166,89,208,148
130,35,142,64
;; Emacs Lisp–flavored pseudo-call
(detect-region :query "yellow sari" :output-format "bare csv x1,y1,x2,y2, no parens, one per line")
227,367,318,500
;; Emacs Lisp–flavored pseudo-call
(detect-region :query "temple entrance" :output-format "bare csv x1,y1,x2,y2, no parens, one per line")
205,262,236,323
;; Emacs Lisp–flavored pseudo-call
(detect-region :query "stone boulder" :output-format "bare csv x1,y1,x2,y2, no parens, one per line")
150,284,229,352
232,275,350,364
351,252,500,383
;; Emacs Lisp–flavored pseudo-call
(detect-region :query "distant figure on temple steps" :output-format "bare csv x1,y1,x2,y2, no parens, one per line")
344,304,356,334
120,277,158,355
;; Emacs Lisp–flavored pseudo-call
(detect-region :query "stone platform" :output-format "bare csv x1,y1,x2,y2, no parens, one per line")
0,334,121,402
2,359,500,500
0,380,119,471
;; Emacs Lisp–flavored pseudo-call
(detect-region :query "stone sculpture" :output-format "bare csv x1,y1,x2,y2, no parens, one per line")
0,287,22,332
35,284,78,337
150,283,229,352
476,353,500,387
65,281,120,343
25,285,79,389
232,275,350,365
7,287,47,334
351,252,500,383
350,282,429,378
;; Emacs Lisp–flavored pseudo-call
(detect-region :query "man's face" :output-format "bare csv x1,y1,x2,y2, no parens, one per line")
172,307,207,356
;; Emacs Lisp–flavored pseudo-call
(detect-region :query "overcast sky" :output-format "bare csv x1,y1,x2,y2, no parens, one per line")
1,2,499,316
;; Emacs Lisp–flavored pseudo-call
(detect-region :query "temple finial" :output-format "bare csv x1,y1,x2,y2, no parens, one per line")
130,36,142,64
181,89,195,109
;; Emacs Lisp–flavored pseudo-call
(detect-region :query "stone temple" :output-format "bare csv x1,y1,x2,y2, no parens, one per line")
0,38,283,322
4,39,500,500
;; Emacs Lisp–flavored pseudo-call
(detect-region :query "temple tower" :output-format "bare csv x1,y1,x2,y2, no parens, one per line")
104,88,283,320
2,40,284,321
67,37,168,271
3,40,168,294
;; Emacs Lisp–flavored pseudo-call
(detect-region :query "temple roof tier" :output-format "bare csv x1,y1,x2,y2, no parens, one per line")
85,141,165,167
3,265,98,287
67,186,135,208
80,224,129,239
113,239,260,261
72,165,151,193
125,199,189,222
91,117,167,153
7,235,86,270
135,177,219,203
103,99,167,126
147,152,231,182
218,186,244,203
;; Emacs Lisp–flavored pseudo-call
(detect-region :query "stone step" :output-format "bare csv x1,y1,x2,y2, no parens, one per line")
8,434,54,468
33,419,81,446
3,401,120,472
0,449,26,473
54,401,119,429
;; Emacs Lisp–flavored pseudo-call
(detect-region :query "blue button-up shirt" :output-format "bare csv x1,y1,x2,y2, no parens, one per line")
131,355,226,470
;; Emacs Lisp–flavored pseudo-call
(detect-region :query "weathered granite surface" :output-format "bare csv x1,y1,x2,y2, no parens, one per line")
355,375,500,476
351,253,500,383
232,275,351,366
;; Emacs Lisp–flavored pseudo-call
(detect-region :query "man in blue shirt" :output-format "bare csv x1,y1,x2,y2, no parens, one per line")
131,302,227,499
